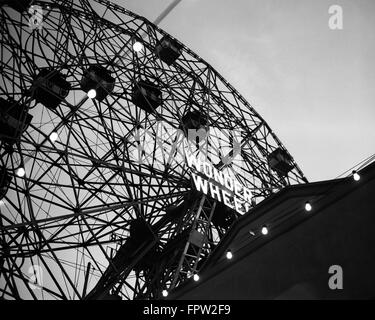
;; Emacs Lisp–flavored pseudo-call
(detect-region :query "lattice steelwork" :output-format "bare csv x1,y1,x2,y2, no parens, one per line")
0,0,307,300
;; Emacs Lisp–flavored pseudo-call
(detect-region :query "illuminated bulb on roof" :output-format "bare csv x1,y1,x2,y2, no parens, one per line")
193,273,200,282
226,250,233,260
16,167,25,178
49,131,58,143
162,290,168,297
133,41,144,52
261,226,268,235
352,170,360,181
87,89,97,99
305,201,312,212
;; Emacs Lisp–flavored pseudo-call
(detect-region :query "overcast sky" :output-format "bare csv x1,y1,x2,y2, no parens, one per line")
113,0,375,182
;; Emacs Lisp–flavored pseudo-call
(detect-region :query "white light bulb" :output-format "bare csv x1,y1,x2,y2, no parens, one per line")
162,290,168,297
305,202,312,212
193,274,200,282
226,250,233,260
133,41,144,52
16,167,25,177
87,89,97,99
49,131,59,143
352,171,360,181
261,226,268,235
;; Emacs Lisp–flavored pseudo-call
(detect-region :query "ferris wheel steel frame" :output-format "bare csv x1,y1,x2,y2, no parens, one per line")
0,0,307,300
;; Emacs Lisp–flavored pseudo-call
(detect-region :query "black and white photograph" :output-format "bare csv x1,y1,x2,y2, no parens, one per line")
0,0,374,307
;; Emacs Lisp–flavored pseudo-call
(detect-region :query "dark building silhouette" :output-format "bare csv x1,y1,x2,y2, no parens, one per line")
170,161,375,299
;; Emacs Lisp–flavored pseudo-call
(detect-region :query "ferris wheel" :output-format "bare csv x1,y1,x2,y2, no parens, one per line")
0,0,307,299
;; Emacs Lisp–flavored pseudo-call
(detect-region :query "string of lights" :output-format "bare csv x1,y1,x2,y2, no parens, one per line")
173,153,375,292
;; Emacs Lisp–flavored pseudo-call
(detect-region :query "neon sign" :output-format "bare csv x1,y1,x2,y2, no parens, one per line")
186,154,253,215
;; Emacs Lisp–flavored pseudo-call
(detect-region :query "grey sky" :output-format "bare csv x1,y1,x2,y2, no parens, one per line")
113,0,375,182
